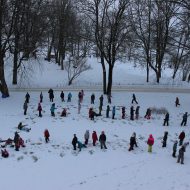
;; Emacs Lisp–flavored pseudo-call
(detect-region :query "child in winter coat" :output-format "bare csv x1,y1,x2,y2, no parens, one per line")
106,105,110,118
23,101,28,115
112,106,116,119
130,106,135,120
99,131,107,149
92,131,98,146
60,91,65,102
1,149,9,158
14,132,20,151
37,103,42,117
122,106,126,119
175,97,180,107
48,88,54,102
61,108,67,117
129,133,136,151
50,103,56,116
144,108,151,119
163,112,169,126
67,92,72,102
40,92,43,103
181,112,188,126
172,140,178,158
179,131,185,146
91,94,95,104
135,106,140,120
44,129,50,143
25,92,30,103
77,141,87,151
72,134,78,150
131,94,138,104
84,130,90,145
147,134,154,153
162,131,168,147
177,145,185,164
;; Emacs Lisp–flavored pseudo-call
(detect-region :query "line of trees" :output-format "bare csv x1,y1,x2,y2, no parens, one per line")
0,0,190,97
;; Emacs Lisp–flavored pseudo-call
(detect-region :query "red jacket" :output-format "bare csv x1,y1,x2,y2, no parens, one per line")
147,135,154,146
92,132,98,141
44,130,50,138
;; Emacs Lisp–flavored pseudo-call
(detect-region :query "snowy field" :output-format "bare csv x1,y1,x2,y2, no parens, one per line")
0,91,190,190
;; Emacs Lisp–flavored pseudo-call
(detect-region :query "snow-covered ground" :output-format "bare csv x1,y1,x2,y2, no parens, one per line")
1,56,190,189
0,91,190,190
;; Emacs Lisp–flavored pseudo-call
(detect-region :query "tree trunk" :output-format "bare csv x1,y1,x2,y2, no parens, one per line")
0,57,9,97
146,59,149,83
107,65,113,95
100,54,106,94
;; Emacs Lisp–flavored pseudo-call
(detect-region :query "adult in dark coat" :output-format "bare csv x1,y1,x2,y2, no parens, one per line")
40,92,43,103
162,131,168,147
179,131,185,146
99,131,107,149
99,95,104,107
130,106,135,120
135,106,140,119
181,112,188,126
91,94,95,104
60,91,65,102
122,107,126,119
23,101,28,115
37,103,42,117
72,134,78,150
163,112,169,126
177,145,185,164
175,97,180,107
106,105,110,118
25,92,30,103
48,88,54,102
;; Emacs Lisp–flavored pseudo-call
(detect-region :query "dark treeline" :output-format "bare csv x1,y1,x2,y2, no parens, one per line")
0,0,190,97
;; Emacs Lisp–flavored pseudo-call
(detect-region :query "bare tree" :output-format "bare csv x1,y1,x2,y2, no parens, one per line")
65,55,91,85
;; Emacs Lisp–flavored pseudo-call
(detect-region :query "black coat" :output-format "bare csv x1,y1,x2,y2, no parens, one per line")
72,136,78,145
99,134,106,142
130,136,136,146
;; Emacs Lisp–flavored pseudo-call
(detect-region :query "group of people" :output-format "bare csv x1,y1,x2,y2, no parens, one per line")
72,130,107,151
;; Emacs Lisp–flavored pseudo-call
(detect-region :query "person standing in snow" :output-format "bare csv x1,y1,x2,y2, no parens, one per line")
172,140,178,158
84,130,90,145
128,133,136,151
67,92,72,102
40,92,43,103
179,131,185,146
60,91,65,102
92,131,98,146
122,106,126,119
72,134,78,150
175,97,180,107
44,129,50,143
162,131,168,148
130,106,135,120
131,93,138,104
81,90,84,102
133,132,138,147
91,93,95,104
61,108,67,117
99,131,107,149
99,95,104,107
37,102,42,117
48,88,54,102
78,91,82,103
135,106,140,120
144,108,151,119
25,92,30,103
112,106,116,119
147,134,154,153
23,100,28,115
106,105,110,118
50,103,56,116
181,112,188,126
14,132,20,151
78,99,81,114
163,112,169,126
177,145,185,164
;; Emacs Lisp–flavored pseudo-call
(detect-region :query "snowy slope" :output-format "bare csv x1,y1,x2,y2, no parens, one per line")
0,91,190,190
